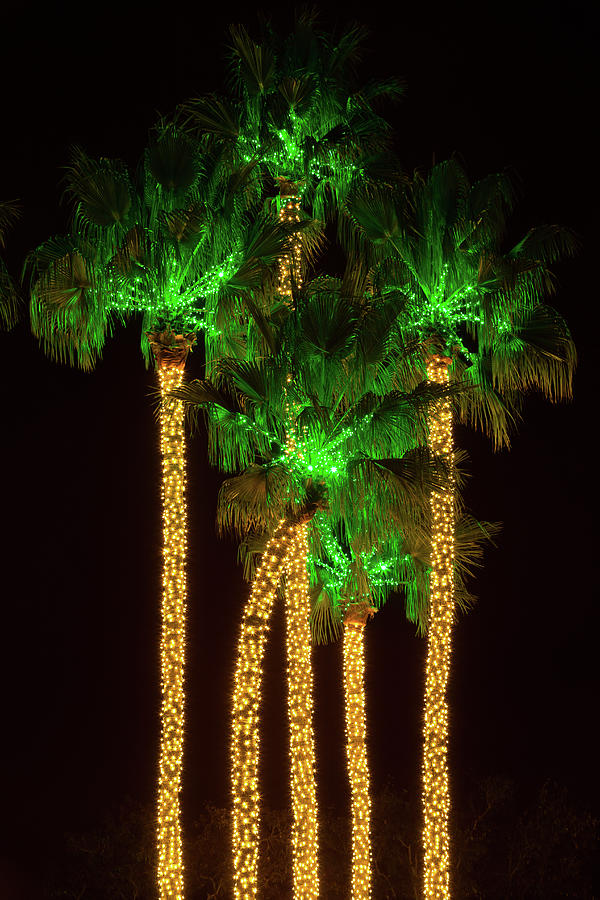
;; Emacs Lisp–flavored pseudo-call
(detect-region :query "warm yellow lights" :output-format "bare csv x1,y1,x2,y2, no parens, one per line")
231,521,294,900
343,613,373,900
277,194,303,307
157,364,188,899
285,523,319,899
230,190,317,898
422,357,454,900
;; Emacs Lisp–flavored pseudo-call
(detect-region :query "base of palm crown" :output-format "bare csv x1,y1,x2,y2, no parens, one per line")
275,175,304,198
344,601,377,627
147,329,196,370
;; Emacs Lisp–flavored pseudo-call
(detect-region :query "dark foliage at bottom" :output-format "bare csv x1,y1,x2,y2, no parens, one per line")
43,779,596,898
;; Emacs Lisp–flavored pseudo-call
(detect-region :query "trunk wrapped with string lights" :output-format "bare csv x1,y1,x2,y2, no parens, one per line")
343,602,377,899
344,160,577,900
279,178,321,897
228,178,320,899
285,521,319,899
276,178,303,307
231,520,295,899
150,329,195,899
422,356,455,900
230,512,320,900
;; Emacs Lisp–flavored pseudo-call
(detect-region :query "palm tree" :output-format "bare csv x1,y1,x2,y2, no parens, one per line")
308,461,497,900
181,14,401,222
26,127,298,900
173,278,453,899
345,158,576,898
0,200,20,330
181,24,402,890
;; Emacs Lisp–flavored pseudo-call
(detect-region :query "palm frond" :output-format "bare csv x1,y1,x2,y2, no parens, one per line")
491,305,576,401
509,224,579,264
146,127,199,194
64,147,132,228
217,463,292,535
345,187,400,246
0,200,21,329
299,292,358,357
0,199,20,248
0,259,21,329
454,356,521,449
169,377,236,420
229,24,276,94
180,95,241,141
309,581,343,645
160,203,207,245
278,75,315,112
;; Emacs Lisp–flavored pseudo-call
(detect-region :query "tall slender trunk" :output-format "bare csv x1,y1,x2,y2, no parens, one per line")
150,330,195,900
230,185,319,897
422,356,455,900
231,521,295,900
278,181,321,893
156,362,188,899
285,522,319,899
343,606,375,899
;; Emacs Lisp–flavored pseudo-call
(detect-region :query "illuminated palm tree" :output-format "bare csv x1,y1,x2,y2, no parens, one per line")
181,14,400,221
26,128,298,900
173,278,452,898
346,159,576,898
309,470,497,900
181,23,401,891
0,200,20,330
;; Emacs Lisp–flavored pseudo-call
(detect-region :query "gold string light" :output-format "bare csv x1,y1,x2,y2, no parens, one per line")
278,193,319,896
285,523,319,899
231,521,294,900
230,190,316,899
157,365,188,899
343,616,373,899
277,194,303,307
422,357,454,900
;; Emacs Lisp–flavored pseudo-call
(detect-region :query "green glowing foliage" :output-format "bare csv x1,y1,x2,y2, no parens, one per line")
26,126,307,370
345,159,577,447
170,280,460,635
181,17,402,221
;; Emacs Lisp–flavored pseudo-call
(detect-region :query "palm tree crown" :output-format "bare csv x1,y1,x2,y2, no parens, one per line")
346,158,577,446
173,278,453,618
181,13,402,223
26,125,299,370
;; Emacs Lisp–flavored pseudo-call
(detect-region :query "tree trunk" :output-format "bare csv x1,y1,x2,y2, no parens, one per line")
422,356,454,900
149,330,195,900
156,361,188,899
278,182,321,895
343,612,373,899
231,520,295,900
285,522,319,899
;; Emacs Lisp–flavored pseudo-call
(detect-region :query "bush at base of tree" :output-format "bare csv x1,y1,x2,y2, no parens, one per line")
45,778,597,899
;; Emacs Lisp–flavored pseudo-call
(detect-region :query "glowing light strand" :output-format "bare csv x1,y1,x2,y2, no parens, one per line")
343,617,372,899
285,523,319,899
422,357,454,900
279,191,320,894
277,193,303,310
157,365,188,899
231,521,294,900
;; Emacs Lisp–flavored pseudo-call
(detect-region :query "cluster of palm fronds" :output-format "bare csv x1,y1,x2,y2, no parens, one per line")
12,12,576,897
0,199,21,330
24,124,321,371
5,10,577,644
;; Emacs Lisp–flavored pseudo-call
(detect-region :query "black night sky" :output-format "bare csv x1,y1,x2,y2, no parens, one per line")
1,0,597,896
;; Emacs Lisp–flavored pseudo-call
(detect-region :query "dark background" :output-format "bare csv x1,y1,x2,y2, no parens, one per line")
1,0,597,894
